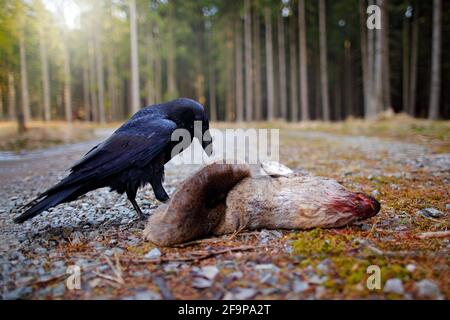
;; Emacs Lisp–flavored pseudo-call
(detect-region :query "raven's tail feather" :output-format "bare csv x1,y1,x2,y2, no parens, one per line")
13,186,80,224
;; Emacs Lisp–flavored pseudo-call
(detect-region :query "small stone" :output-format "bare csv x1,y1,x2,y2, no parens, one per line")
144,248,161,259
417,208,444,218
384,278,404,295
308,274,327,285
445,204,450,210
197,265,219,280
371,190,380,198
317,259,332,273
406,264,416,273
224,287,257,300
415,280,442,299
293,280,309,293
134,289,162,300
3,287,33,299
192,277,212,289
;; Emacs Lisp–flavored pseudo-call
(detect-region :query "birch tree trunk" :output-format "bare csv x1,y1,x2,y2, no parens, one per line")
19,31,31,123
428,0,442,120
129,0,140,114
264,7,275,121
318,0,330,121
289,14,298,122
298,0,309,121
8,72,16,120
235,18,244,122
39,25,51,121
277,14,287,120
244,0,253,121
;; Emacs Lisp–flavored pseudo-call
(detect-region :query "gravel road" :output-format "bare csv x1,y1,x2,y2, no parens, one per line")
1,129,448,299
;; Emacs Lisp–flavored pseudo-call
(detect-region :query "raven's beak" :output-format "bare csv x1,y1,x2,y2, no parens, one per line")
202,130,213,156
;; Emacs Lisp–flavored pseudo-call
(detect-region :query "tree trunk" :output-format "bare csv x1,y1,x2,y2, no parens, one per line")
402,15,410,114
166,4,177,99
88,37,98,122
62,40,72,123
154,28,162,103
82,61,91,121
244,0,253,121
318,0,330,121
277,14,287,120
381,0,391,110
129,0,140,114
367,0,376,118
264,7,275,121
360,0,370,118
207,31,217,122
334,77,342,121
226,25,235,121
428,0,442,120
344,40,353,117
19,32,31,123
107,50,117,121
409,1,419,116
298,0,309,121
8,72,16,120
0,86,3,119
95,27,105,123
146,30,155,106
253,10,262,121
235,18,244,122
289,14,298,122
39,26,51,121
373,0,384,114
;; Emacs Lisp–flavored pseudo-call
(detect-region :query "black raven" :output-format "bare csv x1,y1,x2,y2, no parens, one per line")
14,98,212,223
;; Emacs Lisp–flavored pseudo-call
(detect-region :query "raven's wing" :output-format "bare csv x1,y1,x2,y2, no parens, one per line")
42,117,177,195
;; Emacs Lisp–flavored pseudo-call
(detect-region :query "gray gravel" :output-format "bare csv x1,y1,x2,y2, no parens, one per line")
1,130,449,299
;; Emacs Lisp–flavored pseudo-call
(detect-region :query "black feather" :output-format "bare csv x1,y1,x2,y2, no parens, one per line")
13,98,211,224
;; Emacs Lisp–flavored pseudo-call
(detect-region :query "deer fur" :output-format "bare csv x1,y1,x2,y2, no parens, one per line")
143,163,380,246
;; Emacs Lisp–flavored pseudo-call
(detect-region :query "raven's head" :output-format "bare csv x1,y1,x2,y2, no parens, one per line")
167,98,213,156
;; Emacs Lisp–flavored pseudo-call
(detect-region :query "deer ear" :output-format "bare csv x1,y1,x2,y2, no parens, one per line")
260,161,293,177
142,162,251,246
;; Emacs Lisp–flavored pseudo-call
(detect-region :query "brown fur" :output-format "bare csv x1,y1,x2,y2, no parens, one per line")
143,163,380,246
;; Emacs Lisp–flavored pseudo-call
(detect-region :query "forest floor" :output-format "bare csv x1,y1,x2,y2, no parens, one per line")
0,115,449,300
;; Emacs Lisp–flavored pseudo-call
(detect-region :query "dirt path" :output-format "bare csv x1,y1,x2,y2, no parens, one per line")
1,129,448,300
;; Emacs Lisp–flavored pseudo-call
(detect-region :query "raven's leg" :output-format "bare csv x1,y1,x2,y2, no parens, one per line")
150,169,169,202
126,190,145,219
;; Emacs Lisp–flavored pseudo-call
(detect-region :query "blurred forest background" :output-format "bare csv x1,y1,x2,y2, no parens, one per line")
0,0,448,127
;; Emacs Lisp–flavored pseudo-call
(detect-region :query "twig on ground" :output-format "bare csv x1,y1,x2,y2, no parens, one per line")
416,230,450,239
